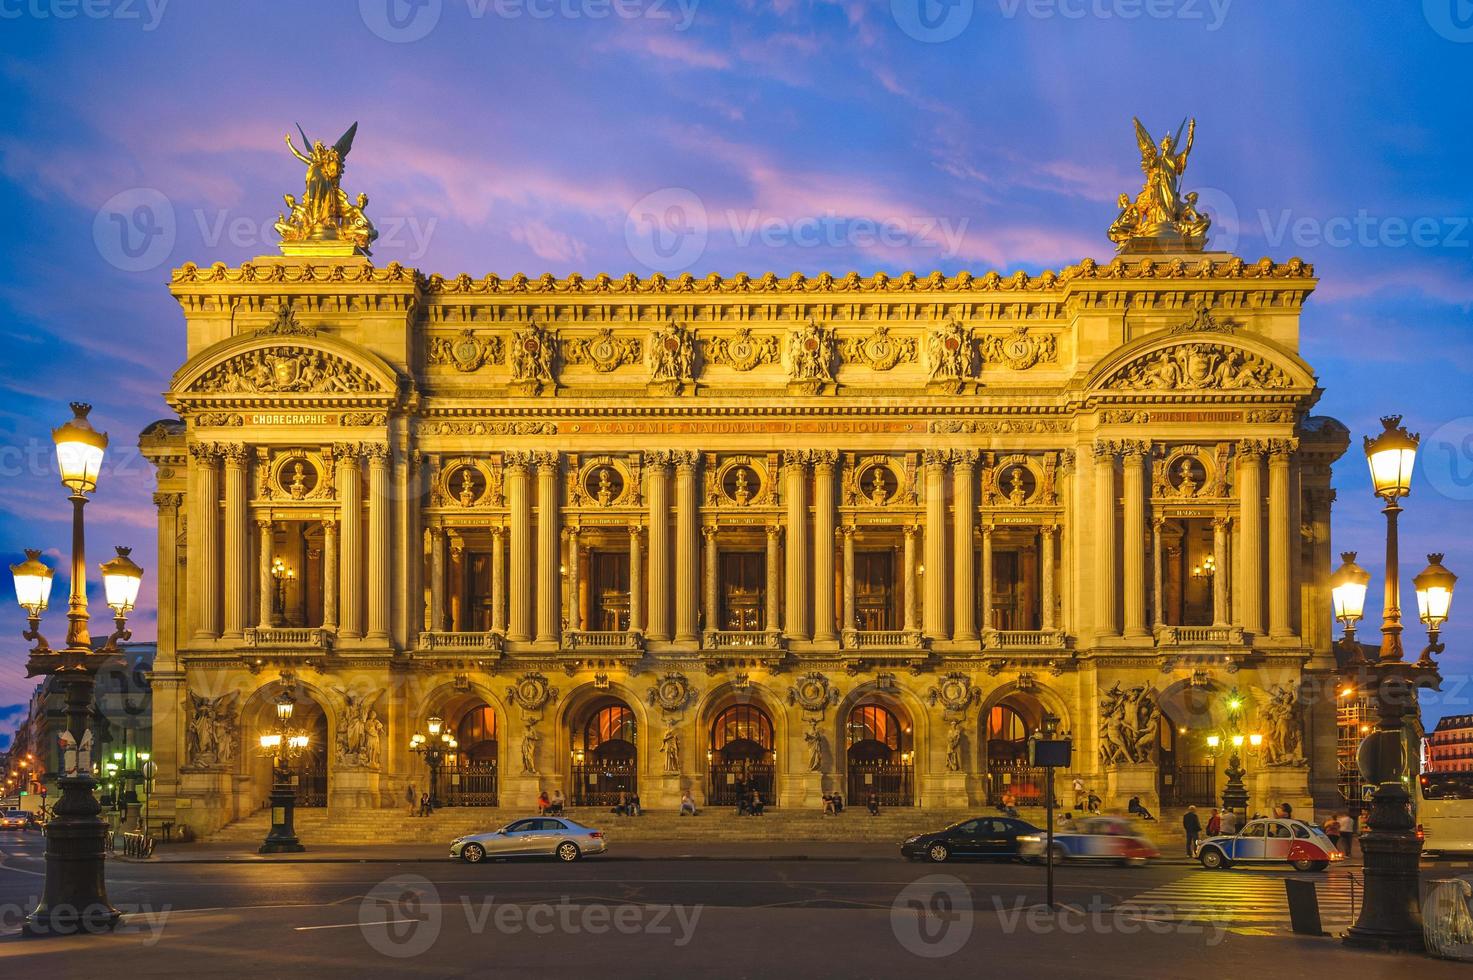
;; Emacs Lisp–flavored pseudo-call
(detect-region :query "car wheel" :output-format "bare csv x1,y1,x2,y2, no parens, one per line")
461,843,485,864
1199,848,1225,870
927,843,950,863
1290,858,1323,872
556,841,581,862
1048,844,1069,865
1122,857,1149,868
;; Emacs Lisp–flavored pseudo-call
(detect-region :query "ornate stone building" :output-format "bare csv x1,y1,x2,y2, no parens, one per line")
140,130,1351,834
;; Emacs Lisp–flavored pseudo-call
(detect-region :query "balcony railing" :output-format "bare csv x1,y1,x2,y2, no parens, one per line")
417,630,505,652
243,627,333,649
1155,625,1245,646
984,630,1066,650
562,630,644,651
842,629,925,650
703,629,785,650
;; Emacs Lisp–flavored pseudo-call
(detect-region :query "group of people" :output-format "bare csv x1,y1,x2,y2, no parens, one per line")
404,785,434,817
1070,778,1103,814
1179,803,1359,857
734,787,766,816
821,792,846,815
535,790,565,816
611,792,643,816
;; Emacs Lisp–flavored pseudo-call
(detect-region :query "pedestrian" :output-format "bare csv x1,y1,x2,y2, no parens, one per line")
1086,790,1102,814
405,782,417,816
1205,808,1221,837
1281,802,1293,819
1219,808,1237,836
1337,811,1356,858
1182,805,1202,856
419,792,431,817
1072,776,1086,809
537,790,550,815
679,791,698,816
750,791,764,816
549,789,565,815
867,792,881,816
1321,816,1339,850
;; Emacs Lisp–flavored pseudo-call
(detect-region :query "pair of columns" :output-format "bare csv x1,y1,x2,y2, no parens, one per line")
191,442,391,643
1093,439,1295,639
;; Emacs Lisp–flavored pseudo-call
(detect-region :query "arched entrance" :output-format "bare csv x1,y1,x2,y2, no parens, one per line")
570,698,637,806
845,702,913,806
244,686,328,809
1158,685,1217,806
708,704,776,807
982,692,1049,807
445,703,499,806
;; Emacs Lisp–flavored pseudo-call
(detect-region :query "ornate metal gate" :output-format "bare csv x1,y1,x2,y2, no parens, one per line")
986,763,1051,807
847,761,913,807
708,760,776,807
1163,764,1215,806
444,762,499,807
570,761,636,807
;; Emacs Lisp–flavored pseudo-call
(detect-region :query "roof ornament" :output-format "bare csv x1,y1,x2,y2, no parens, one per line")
1108,117,1211,253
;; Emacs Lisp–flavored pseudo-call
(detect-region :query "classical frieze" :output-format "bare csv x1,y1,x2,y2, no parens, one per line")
980,325,1058,370
703,326,780,371
562,327,642,373
839,324,917,370
1105,343,1293,390
429,329,504,372
191,346,381,394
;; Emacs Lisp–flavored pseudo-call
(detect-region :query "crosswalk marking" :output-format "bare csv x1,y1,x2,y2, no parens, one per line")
1118,870,1364,936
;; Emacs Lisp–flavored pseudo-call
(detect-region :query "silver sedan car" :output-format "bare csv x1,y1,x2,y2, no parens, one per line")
451,816,607,863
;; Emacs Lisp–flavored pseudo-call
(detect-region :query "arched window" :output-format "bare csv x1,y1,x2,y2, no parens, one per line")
456,706,498,764
846,704,906,763
986,705,1027,743
711,704,774,760
581,702,637,760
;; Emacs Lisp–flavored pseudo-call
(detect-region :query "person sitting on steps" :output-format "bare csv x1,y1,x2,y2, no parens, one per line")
1127,795,1155,821
679,791,698,816
867,792,880,816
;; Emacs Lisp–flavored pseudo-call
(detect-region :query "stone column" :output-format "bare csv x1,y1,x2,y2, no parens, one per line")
783,452,809,640
535,453,560,643
840,525,856,638
1211,517,1230,627
1040,524,1057,632
190,444,222,640
152,493,181,659
490,526,506,634
902,524,919,633
335,446,364,640
645,454,671,642
951,451,978,642
320,518,338,632
1151,516,1164,630
366,445,392,641
1122,443,1148,638
565,527,581,633
256,519,275,630
1268,440,1294,637
1237,442,1265,636
673,452,700,643
811,451,838,642
222,445,249,638
506,454,533,641
428,525,446,633
923,450,949,641
765,524,782,633
702,524,719,636
628,525,645,633
980,523,994,636
1093,442,1118,639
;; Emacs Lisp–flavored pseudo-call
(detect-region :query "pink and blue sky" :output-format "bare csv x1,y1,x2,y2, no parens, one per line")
2,0,1472,744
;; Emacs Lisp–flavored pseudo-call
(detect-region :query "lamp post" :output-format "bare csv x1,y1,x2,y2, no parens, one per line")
1204,689,1262,823
1340,415,1453,953
259,692,310,854
410,717,457,810
7,403,142,936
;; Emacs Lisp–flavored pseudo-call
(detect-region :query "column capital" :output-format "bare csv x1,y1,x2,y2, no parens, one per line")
702,523,719,542
1041,522,1059,536
1267,437,1299,460
1151,514,1167,531
153,492,183,509
503,449,534,472
922,448,951,468
765,522,784,539
1056,449,1077,475
1236,438,1268,461
221,442,249,466
1091,440,1121,462
838,523,856,539
671,450,700,471
643,450,674,471
255,517,274,531
189,441,224,463
364,442,391,463
332,441,364,461
951,449,979,470
1120,439,1151,462
903,523,922,540
533,450,560,472
491,523,506,539
1212,515,1233,530
781,449,809,470
628,522,646,540
320,516,338,531
810,449,839,471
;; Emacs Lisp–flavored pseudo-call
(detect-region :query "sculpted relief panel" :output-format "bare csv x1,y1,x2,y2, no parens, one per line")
1106,343,1293,390
192,346,382,394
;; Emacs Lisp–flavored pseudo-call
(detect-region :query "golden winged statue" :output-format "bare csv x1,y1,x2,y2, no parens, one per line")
275,121,378,254
1107,117,1211,252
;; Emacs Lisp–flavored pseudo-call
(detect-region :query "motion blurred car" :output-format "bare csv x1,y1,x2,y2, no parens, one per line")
0,810,31,830
450,816,606,863
900,816,1041,862
1196,817,1342,871
1018,816,1159,866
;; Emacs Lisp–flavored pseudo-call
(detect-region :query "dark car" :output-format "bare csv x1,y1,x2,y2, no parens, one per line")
900,816,1040,863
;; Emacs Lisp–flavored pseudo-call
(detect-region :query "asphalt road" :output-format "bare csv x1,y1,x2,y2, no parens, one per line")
0,833,1469,979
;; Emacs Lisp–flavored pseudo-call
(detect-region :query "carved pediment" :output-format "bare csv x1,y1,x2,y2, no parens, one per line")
1103,342,1293,391
190,345,383,394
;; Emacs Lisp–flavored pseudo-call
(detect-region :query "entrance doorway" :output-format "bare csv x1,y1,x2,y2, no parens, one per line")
570,699,637,806
845,703,913,806
444,704,499,806
708,704,776,806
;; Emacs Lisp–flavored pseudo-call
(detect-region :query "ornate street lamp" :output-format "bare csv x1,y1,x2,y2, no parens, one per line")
1330,551,1372,649
259,691,310,853
1343,415,1448,953
410,717,457,810
7,403,141,936
1203,689,1262,822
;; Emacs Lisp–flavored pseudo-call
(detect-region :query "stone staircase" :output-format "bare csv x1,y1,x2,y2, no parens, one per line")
204,803,1192,850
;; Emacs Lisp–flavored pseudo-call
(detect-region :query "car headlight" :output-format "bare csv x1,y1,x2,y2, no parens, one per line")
450,837,465,845
1018,835,1041,843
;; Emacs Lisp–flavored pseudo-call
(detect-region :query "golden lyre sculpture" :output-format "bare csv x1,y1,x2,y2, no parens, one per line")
275,121,378,255
1108,117,1212,252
